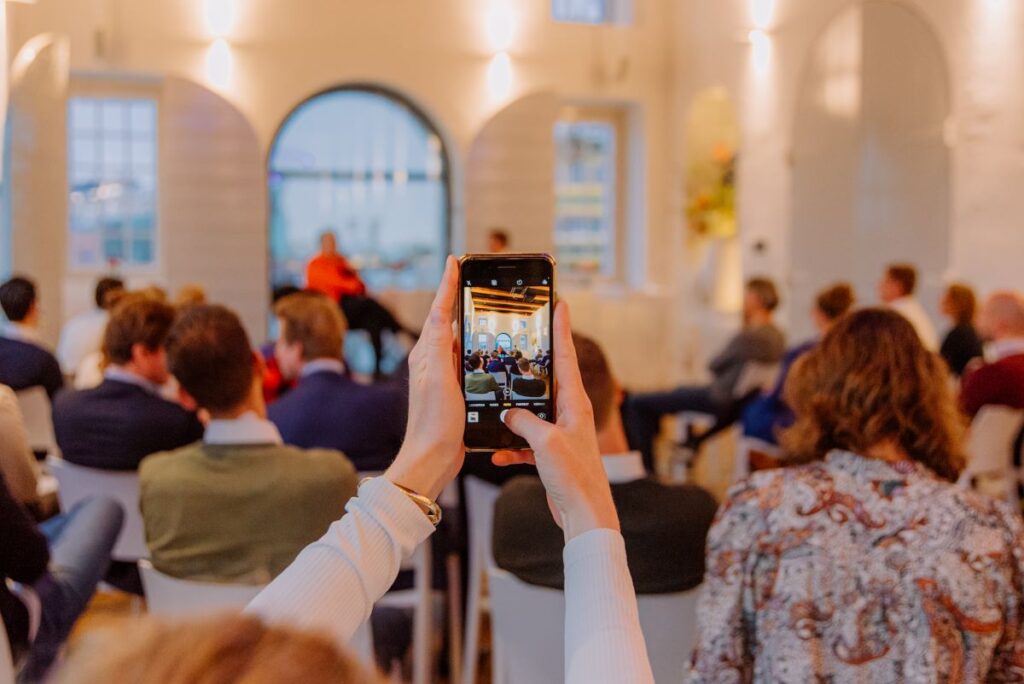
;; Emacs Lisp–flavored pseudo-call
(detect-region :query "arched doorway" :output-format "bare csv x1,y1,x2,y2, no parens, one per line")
268,86,451,293
789,1,950,340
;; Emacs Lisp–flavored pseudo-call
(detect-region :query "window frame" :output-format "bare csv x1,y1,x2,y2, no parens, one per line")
66,78,162,277
551,0,632,25
266,84,452,294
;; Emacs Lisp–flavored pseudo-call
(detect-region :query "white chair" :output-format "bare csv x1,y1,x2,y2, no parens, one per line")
958,406,1024,505
461,476,502,684
487,567,700,684
732,361,781,399
466,391,497,401
376,536,433,684
490,372,508,386
15,387,58,457
47,457,148,561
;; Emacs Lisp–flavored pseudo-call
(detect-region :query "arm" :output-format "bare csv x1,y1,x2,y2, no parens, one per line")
0,386,39,504
686,480,766,683
564,529,653,684
0,475,49,583
246,477,434,645
43,353,64,400
959,364,993,418
708,333,745,375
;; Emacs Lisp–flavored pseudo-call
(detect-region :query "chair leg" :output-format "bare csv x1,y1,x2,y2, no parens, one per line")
461,552,484,684
412,538,432,684
447,552,464,684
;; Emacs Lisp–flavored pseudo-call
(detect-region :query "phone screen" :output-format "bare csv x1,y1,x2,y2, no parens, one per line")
460,255,555,451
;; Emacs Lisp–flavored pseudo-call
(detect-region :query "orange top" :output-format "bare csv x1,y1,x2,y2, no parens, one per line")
306,253,367,300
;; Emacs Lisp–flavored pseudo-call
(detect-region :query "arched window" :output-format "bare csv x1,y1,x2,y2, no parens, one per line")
269,87,450,292
495,333,512,351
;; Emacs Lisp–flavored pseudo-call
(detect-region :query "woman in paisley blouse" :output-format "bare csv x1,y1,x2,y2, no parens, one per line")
688,308,1024,683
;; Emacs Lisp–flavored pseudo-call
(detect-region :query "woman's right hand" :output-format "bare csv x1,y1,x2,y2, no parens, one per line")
492,301,620,542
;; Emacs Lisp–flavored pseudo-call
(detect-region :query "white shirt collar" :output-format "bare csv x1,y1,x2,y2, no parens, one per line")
986,338,1024,363
300,358,345,378
471,368,486,374
104,365,162,395
204,411,283,446
601,452,647,484
0,322,40,344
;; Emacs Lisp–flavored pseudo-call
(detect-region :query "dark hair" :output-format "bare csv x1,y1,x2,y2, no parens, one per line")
166,305,255,413
780,308,966,481
489,229,509,247
468,353,483,371
945,283,976,326
272,284,302,305
103,294,177,365
0,276,36,322
886,264,918,296
573,333,615,431
815,283,855,321
95,277,125,310
746,277,780,312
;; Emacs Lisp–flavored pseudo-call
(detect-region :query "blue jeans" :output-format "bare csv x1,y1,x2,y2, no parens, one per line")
622,386,723,471
18,497,123,683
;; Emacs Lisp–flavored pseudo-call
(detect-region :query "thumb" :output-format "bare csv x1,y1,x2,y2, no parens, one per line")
502,408,552,446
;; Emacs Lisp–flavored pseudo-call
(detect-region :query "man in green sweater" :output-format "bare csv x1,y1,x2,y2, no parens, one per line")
140,304,357,584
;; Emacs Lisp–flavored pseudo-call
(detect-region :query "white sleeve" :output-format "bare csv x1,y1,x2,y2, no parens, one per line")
245,476,435,646
563,529,655,684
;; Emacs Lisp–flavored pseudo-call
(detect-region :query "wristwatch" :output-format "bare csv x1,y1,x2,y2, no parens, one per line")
362,477,443,526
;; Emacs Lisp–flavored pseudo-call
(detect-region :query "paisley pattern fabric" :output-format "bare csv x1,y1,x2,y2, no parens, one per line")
687,450,1024,683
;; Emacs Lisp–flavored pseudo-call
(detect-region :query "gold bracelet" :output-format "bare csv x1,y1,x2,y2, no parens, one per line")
362,477,442,526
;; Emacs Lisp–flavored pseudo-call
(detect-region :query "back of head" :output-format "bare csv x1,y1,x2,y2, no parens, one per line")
468,353,483,371
572,333,615,432
746,277,780,312
103,293,177,365
781,308,965,481
944,283,977,327
174,284,208,310
815,282,855,321
886,263,918,296
57,614,377,684
488,228,509,250
95,277,125,310
274,292,346,361
980,291,1024,339
0,276,36,322
166,304,254,413
516,357,531,373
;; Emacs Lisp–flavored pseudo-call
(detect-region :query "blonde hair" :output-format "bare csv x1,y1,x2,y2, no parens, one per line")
274,292,347,361
57,614,378,684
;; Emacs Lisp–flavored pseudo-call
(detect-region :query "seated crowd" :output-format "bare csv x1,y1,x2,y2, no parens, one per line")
1,253,1024,683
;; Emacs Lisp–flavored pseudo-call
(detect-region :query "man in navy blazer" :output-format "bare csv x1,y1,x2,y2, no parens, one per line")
0,277,63,399
268,292,405,472
53,294,204,470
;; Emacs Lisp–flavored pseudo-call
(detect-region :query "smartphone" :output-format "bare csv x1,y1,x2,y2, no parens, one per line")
459,254,556,452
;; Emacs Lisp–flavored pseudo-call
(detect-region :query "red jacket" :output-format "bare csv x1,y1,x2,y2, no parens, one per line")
960,353,1024,417
306,253,366,301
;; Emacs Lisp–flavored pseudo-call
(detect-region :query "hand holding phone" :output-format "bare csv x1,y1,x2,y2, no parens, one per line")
459,254,556,451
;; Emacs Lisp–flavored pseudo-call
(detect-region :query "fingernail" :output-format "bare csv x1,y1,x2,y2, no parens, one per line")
500,409,510,424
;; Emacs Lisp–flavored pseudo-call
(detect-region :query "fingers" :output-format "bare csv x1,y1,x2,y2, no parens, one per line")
551,301,587,406
423,256,458,348
502,408,553,446
492,450,535,467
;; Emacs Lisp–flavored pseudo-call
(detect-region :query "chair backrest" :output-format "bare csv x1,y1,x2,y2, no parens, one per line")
465,476,501,571
47,457,147,561
0,606,14,684
139,559,264,616
733,362,781,400
487,568,700,684
466,391,496,401
965,406,1024,476
14,387,57,456
490,372,507,386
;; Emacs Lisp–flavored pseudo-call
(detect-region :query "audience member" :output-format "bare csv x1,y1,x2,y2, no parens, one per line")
464,353,501,397
55,277,124,376
1,475,122,682
939,282,984,377
173,283,207,310
879,262,938,350
0,385,40,509
689,308,1024,681
488,228,510,254
494,333,717,593
52,295,204,471
140,304,357,583
261,284,303,404
741,282,855,446
485,351,505,374
510,358,546,397
624,277,785,467
960,291,1024,417
268,292,405,472
0,276,63,399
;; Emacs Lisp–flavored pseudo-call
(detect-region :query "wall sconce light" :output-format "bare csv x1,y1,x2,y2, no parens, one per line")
487,51,512,102
204,0,235,38
205,37,232,88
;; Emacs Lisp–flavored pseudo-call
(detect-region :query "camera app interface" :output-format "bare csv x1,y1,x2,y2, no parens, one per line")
462,274,552,427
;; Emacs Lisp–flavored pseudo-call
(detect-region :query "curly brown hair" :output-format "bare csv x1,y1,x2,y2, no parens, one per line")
780,308,966,481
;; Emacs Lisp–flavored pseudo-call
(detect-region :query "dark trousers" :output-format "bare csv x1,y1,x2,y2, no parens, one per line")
340,295,413,378
19,498,123,683
623,386,725,472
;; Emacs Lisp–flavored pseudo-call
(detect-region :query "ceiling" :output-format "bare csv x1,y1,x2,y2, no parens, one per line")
470,285,550,315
